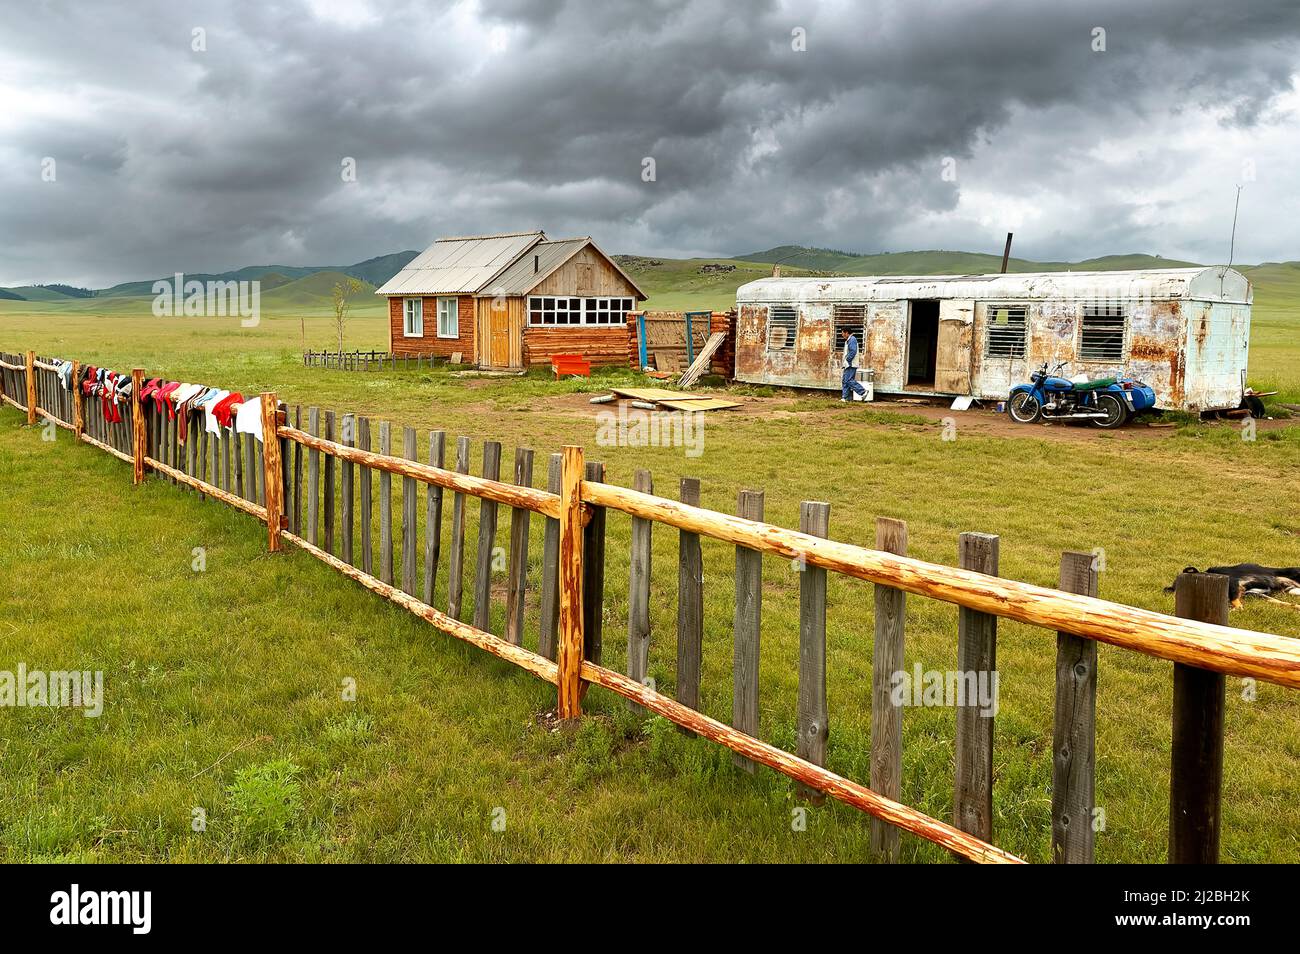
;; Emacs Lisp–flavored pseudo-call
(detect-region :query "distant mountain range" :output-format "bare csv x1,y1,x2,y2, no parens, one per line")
5,245,1289,306
0,251,419,301
734,246,1205,274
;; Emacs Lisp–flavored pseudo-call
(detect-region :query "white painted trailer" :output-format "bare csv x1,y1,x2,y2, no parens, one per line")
734,267,1252,412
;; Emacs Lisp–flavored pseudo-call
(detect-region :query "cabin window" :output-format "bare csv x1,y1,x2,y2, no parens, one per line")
766,304,798,350
403,298,423,337
528,296,635,326
985,304,1028,358
1079,304,1126,361
832,304,866,355
436,297,458,338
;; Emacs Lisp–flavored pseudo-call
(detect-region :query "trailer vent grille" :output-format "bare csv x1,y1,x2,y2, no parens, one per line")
1080,304,1127,362
766,304,798,351
832,305,867,360
985,305,1027,358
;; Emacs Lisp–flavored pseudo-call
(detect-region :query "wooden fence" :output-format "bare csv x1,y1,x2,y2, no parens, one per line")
303,349,443,371
4,347,1300,864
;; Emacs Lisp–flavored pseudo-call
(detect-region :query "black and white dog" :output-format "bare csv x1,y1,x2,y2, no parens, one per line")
1166,563,1300,610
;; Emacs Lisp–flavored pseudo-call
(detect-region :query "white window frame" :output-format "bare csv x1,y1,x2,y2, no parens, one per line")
403,298,423,337
527,296,635,326
437,297,459,339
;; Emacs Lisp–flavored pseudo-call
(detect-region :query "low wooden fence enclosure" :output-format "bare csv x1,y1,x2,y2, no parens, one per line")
4,346,1300,864
303,349,443,371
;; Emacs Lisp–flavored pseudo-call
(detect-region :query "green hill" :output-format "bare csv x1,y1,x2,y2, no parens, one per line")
94,252,416,299
260,271,377,309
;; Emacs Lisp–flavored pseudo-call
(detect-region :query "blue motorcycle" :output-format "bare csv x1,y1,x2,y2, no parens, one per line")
1007,361,1156,429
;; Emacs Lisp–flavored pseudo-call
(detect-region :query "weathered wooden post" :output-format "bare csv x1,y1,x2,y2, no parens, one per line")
24,350,36,425
260,393,284,553
954,531,999,848
538,453,563,661
72,361,84,440
556,444,585,719
677,477,704,729
1169,571,1229,864
626,469,654,713
130,369,145,485
732,488,764,769
796,500,831,802
505,447,535,645
871,516,908,860
581,460,607,670
1052,550,1099,863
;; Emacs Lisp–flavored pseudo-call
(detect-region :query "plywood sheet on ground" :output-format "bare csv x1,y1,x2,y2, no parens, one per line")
656,398,741,411
609,387,715,401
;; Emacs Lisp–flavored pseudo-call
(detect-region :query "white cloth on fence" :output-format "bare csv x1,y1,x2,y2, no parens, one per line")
202,390,230,434
235,397,264,442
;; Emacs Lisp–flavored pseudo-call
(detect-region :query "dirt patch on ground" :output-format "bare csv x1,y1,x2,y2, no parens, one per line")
535,390,1292,444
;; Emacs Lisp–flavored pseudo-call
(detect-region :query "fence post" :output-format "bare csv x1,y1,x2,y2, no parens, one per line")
1052,550,1098,863
260,393,284,552
676,477,704,732
732,488,764,770
72,361,84,439
556,444,585,719
130,369,145,484
796,500,831,802
581,460,606,671
871,516,908,860
954,531,999,849
626,469,654,712
24,350,36,425
1169,572,1228,864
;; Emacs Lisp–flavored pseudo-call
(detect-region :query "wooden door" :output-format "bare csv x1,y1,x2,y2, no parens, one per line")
935,299,975,393
489,303,511,368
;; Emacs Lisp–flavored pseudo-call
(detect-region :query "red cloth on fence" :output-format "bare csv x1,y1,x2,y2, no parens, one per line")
212,392,243,429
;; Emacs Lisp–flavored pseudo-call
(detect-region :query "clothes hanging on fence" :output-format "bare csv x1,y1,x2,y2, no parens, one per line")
212,392,243,430
234,397,263,442
170,383,205,442
57,360,73,391
201,390,230,434
138,378,163,408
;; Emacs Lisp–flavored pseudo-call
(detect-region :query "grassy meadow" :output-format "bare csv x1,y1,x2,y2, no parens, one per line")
1,260,1299,864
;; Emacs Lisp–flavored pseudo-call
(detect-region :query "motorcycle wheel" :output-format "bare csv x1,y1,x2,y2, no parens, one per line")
1091,393,1128,429
1007,392,1042,424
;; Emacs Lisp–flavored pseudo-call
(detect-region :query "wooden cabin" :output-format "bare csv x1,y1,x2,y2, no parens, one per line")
376,230,647,370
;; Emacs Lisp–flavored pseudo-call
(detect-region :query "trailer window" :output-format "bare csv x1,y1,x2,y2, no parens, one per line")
985,305,1027,358
1079,304,1126,361
832,304,866,355
767,304,798,350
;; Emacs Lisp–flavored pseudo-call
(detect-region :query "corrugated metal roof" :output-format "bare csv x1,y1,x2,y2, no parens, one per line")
484,238,589,295
376,231,546,296
481,236,648,299
736,268,1252,304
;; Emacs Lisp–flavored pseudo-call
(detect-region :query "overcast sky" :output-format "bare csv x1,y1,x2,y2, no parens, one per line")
1,0,1298,287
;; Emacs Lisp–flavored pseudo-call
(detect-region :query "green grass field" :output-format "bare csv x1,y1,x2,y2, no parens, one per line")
2,259,1299,863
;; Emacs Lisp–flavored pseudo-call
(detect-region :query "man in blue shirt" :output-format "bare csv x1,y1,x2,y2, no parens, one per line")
840,328,868,401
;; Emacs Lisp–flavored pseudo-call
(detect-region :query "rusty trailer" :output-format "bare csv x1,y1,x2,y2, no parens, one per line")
734,267,1252,412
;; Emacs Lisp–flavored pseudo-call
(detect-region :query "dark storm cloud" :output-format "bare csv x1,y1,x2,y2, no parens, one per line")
1,0,1298,286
